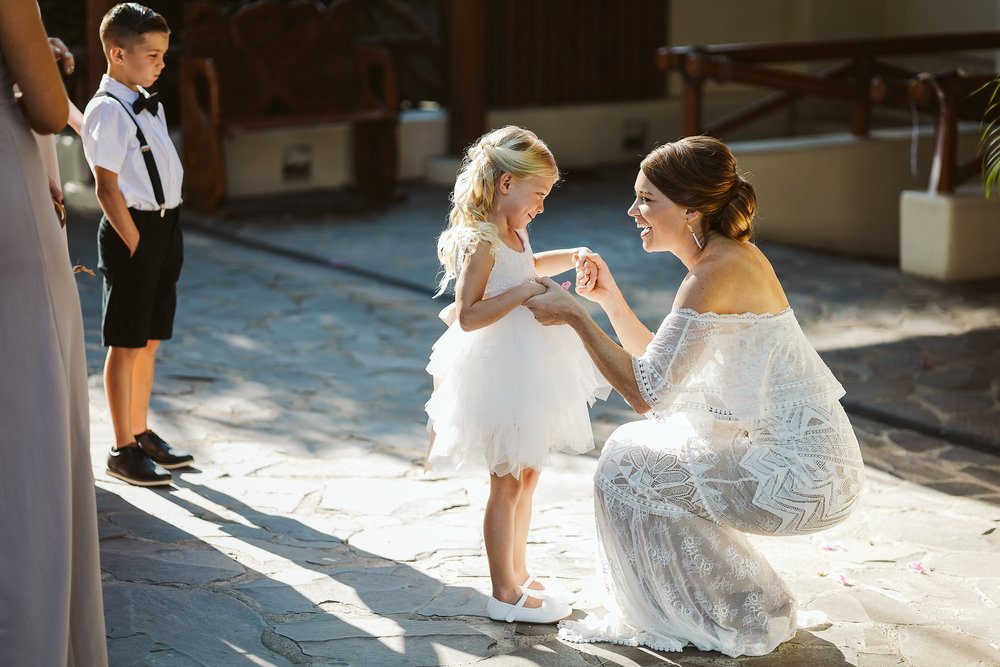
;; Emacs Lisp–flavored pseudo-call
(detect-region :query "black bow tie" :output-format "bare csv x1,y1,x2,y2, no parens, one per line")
132,92,159,116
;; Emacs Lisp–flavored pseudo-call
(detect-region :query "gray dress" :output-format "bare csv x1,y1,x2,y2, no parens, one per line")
0,50,108,665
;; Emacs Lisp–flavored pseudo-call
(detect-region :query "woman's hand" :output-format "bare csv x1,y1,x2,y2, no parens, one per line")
575,252,621,306
48,175,66,226
48,37,75,75
525,276,585,326
48,174,63,204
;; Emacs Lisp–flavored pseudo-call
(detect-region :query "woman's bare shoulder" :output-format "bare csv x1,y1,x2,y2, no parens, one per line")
674,241,788,314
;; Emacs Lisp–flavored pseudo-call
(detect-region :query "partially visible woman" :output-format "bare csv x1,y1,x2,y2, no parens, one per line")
525,136,864,657
35,34,84,217
0,1,108,664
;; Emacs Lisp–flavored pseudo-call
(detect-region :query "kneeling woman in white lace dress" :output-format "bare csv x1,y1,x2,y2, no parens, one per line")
525,136,865,657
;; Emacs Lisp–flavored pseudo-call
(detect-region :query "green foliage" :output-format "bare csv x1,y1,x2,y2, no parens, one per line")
982,75,1000,199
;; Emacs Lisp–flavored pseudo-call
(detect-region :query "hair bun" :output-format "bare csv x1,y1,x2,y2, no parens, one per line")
639,136,756,243
715,176,755,242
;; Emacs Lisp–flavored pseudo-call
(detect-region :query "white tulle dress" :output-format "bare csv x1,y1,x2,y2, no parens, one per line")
425,230,610,479
558,308,865,657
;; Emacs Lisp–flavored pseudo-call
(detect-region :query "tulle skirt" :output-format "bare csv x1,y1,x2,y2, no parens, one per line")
425,305,610,479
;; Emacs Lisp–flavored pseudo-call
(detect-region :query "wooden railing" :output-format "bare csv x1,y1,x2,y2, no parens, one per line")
657,32,1000,194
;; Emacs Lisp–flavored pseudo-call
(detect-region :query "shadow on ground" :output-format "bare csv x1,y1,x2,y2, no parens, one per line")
98,480,856,666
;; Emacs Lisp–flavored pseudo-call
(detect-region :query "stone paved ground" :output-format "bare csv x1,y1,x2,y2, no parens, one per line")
65,165,1000,666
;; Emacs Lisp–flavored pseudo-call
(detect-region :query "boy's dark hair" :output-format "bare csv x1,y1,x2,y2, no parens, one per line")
100,3,170,52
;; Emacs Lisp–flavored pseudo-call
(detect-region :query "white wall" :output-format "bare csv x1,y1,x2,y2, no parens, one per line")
732,127,981,259
222,109,450,197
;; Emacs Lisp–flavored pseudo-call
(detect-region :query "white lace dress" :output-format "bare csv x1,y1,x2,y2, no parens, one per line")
425,230,610,479
559,308,864,657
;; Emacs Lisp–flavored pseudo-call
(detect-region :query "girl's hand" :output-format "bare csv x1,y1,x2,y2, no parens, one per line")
525,276,585,326
523,279,547,299
575,252,621,305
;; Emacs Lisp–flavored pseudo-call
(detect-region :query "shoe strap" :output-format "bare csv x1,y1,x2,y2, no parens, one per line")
505,591,529,623
521,575,538,590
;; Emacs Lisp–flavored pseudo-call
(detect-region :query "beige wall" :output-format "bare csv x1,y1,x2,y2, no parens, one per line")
670,0,1000,45
668,0,1000,93
732,128,980,259
881,0,999,35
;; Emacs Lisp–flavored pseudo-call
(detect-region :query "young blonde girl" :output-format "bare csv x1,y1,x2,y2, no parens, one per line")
425,126,609,624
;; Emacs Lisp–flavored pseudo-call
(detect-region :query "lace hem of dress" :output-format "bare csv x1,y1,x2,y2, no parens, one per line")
558,617,774,658
558,624,687,653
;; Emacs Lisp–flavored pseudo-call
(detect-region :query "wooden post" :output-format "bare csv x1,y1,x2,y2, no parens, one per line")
850,57,872,137
930,91,958,194
87,0,115,94
850,99,871,137
445,0,485,154
681,79,704,137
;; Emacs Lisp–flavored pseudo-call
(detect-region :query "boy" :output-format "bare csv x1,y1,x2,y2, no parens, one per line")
82,3,193,486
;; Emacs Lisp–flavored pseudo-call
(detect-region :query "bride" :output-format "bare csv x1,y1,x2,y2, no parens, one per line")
525,136,865,657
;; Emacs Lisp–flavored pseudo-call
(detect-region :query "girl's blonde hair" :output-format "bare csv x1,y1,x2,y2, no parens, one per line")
435,126,557,296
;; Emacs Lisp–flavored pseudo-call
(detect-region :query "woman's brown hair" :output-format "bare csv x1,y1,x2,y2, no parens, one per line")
640,136,756,242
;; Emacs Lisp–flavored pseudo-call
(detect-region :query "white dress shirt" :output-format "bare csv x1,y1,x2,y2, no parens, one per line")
82,74,183,211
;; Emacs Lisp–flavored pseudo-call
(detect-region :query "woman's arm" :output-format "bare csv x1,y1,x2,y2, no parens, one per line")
576,253,653,356
601,294,655,358
0,0,68,134
48,36,82,134
456,241,545,332
533,246,590,277
525,278,649,413
67,100,83,135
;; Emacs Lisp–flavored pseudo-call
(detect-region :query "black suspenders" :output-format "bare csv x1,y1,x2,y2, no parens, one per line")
93,90,166,217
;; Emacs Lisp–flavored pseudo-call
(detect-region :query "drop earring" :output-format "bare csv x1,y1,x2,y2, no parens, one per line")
687,224,704,250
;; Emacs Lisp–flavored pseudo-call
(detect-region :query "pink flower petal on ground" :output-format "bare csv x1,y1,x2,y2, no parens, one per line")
561,281,572,291
907,561,929,575
834,572,849,586
820,542,846,552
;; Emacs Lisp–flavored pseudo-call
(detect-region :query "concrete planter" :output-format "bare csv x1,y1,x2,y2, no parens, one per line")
900,189,1000,281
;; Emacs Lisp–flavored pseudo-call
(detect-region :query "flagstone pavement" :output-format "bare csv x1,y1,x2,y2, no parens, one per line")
64,165,1000,666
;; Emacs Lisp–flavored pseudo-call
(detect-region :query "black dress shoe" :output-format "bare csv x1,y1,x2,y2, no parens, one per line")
136,430,195,469
107,445,172,486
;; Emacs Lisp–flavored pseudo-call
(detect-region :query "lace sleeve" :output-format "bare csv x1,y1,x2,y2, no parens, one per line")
629,309,846,421
631,313,703,411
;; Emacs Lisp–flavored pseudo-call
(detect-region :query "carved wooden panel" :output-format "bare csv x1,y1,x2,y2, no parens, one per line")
183,0,386,119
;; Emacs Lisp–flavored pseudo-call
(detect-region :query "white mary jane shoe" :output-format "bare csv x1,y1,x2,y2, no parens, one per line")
487,591,572,624
521,576,575,605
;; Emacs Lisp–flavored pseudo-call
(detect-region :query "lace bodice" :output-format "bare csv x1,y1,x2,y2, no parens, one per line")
632,308,845,425
483,229,535,298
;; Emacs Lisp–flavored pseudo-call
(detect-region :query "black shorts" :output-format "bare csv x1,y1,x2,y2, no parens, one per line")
98,207,184,348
